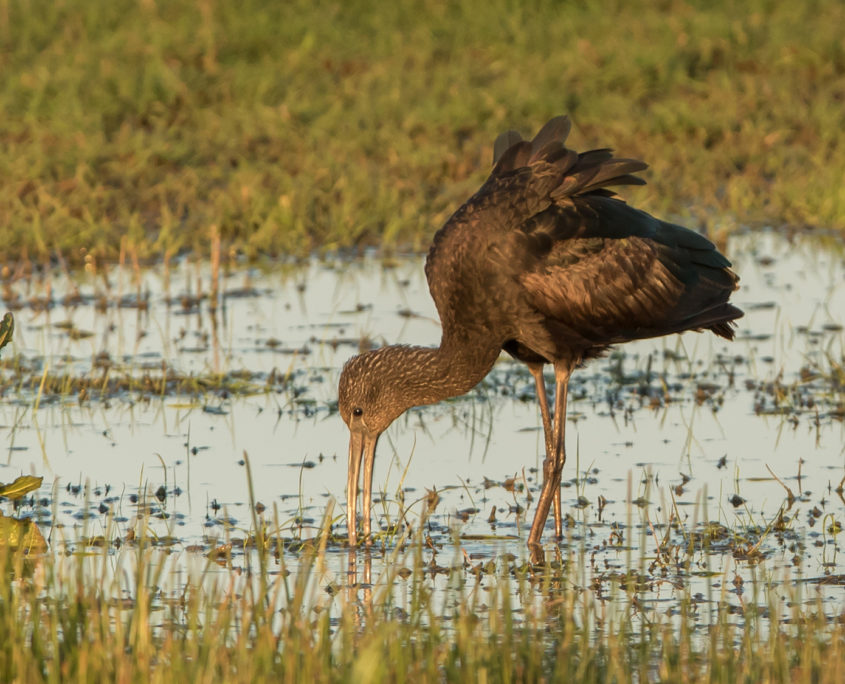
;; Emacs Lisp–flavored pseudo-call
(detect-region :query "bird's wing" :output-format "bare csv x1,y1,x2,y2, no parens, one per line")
428,116,647,285
428,116,739,347
505,194,740,344
465,116,649,234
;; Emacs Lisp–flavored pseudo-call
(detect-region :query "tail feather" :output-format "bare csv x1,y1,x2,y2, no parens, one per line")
639,304,743,343
710,320,739,340
696,303,744,341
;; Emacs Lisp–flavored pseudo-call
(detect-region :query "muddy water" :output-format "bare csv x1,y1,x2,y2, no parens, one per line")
1,231,844,627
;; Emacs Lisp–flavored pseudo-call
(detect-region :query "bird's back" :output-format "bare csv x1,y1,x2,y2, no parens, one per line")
424,116,743,363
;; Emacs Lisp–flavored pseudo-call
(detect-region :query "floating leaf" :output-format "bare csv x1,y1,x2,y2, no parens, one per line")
0,312,13,352
0,475,43,500
0,513,47,551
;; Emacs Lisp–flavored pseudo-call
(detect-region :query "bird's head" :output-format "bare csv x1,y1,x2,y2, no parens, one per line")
338,346,416,545
338,348,411,437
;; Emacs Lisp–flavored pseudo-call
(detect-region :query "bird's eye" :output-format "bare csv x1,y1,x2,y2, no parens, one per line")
352,407,363,417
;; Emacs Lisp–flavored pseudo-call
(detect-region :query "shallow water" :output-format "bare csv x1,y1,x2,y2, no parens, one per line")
1,231,844,631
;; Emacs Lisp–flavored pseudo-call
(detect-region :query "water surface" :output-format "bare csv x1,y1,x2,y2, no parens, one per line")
1,231,844,631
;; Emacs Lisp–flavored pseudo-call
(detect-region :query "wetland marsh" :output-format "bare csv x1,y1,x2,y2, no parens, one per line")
4,0,845,678
1,231,843,680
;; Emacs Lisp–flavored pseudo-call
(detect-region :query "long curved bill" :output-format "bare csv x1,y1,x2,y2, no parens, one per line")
347,430,379,546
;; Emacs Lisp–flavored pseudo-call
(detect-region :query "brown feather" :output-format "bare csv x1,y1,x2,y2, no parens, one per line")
529,115,571,152
341,114,744,551
493,130,523,164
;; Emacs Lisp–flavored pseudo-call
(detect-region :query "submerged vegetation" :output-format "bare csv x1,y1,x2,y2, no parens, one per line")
3,0,845,264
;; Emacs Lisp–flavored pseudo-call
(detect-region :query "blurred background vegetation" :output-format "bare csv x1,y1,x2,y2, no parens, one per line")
2,0,843,264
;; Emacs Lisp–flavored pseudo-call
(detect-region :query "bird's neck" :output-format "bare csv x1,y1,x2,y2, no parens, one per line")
393,339,500,408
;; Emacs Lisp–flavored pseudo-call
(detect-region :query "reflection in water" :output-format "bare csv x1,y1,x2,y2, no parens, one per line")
346,549,373,628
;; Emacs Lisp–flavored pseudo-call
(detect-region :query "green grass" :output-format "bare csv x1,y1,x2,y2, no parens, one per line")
2,0,844,265
2,499,845,683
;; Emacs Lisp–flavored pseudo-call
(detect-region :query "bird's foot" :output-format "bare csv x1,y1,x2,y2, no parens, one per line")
528,542,546,566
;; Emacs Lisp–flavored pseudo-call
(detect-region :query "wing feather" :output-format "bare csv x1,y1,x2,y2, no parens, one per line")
427,116,742,353
512,196,741,343
493,130,523,165
529,115,572,154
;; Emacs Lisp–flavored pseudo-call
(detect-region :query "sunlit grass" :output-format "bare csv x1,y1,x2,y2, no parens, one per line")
3,0,844,265
1,493,844,682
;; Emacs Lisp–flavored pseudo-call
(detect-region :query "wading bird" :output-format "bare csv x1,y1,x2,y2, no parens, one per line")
338,115,742,555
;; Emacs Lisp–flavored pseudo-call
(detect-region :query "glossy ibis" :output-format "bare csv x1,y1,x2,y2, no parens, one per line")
338,115,742,554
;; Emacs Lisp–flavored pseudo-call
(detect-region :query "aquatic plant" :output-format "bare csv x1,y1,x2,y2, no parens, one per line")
0,494,844,682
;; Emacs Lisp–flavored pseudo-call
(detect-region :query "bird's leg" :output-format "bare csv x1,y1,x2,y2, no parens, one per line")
528,364,562,538
527,363,570,549
549,362,570,517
